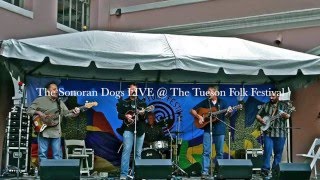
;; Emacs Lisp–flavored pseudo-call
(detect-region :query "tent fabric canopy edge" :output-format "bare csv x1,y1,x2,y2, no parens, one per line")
0,30,320,90
1,30,320,76
2,56,319,87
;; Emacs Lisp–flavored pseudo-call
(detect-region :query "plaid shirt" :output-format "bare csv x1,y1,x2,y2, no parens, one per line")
257,101,289,137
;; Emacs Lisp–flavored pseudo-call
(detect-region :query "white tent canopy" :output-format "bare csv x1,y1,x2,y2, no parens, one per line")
0,30,319,85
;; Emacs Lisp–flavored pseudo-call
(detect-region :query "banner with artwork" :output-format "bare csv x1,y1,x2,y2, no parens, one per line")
27,76,277,171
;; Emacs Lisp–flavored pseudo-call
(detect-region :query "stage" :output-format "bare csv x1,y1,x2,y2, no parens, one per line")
0,171,317,180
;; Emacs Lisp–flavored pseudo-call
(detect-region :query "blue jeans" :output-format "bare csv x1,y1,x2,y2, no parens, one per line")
202,132,225,174
38,136,62,162
262,135,286,171
120,131,145,178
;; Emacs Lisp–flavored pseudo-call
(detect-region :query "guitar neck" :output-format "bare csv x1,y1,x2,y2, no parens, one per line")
52,105,87,118
211,109,227,116
77,105,87,112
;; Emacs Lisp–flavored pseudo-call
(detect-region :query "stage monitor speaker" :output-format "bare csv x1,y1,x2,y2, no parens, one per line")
275,163,311,180
216,159,253,179
135,159,172,179
40,159,80,180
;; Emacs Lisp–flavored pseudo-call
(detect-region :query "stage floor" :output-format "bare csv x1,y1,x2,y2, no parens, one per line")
0,174,319,180
0,171,318,180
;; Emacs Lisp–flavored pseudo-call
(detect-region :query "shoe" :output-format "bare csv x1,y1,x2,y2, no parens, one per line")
261,170,269,177
201,173,209,179
120,176,126,180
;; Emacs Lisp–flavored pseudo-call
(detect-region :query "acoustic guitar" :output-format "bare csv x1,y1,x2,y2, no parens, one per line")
32,101,98,133
194,104,242,129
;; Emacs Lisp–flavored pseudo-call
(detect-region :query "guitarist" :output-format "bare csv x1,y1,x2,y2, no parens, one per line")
256,89,290,178
190,85,232,179
116,82,147,180
27,82,80,162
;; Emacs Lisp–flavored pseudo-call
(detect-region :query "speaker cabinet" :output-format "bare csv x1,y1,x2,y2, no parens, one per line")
274,163,311,180
135,159,172,179
40,159,80,180
215,159,253,179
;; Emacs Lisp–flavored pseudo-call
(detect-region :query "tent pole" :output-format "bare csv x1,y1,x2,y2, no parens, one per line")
26,60,49,75
156,70,161,83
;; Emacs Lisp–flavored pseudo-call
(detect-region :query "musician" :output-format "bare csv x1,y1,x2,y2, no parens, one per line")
256,89,290,178
27,82,80,161
116,83,147,180
144,112,166,145
190,85,232,179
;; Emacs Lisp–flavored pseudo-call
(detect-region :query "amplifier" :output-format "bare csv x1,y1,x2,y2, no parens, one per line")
7,141,29,148
73,148,94,170
5,147,29,173
8,112,29,120
246,148,263,171
7,134,29,141
6,126,30,134
7,119,30,127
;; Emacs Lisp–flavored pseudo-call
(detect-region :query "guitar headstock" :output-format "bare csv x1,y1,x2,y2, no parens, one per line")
84,101,98,109
233,104,243,110
288,106,296,113
145,105,155,112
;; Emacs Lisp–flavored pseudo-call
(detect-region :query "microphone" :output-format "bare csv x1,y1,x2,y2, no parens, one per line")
131,90,137,97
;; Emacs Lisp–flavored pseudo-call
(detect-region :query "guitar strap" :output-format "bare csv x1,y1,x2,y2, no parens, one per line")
57,98,61,115
57,98,61,127
271,103,278,117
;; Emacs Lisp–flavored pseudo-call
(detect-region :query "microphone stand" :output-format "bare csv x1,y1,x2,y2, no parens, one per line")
163,118,173,161
170,114,187,176
208,99,214,178
128,95,138,180
17,83,26,178
225,104,231,160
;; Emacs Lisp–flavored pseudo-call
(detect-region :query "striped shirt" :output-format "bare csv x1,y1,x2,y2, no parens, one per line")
257,101,289,137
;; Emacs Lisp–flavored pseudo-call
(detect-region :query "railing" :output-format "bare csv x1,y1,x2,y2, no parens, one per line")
57,0,90,31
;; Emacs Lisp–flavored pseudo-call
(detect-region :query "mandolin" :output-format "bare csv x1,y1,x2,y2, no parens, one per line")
124,105,154,126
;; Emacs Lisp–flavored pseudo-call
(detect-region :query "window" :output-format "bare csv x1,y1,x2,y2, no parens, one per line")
3,0,24,8
57,0,90,31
